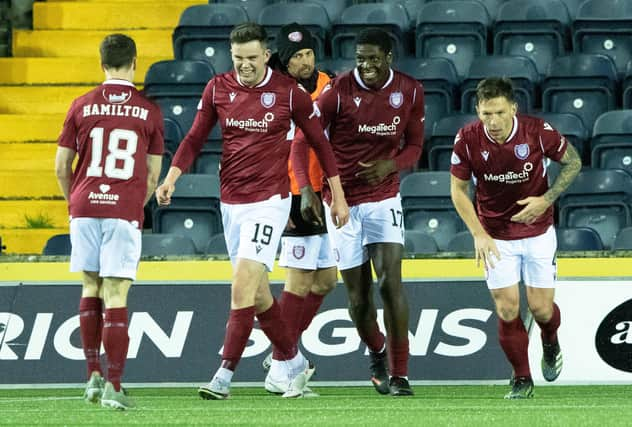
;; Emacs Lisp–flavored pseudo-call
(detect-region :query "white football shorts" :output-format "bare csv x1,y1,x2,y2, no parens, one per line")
486,225,557,289
221,194,291,272
69,217,141,280
279,234,337,270
324,194,405,270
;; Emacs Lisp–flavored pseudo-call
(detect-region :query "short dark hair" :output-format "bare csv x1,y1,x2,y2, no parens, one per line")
476,78,516,104
229,22,267,47
356,28,392,55
100,33,136,70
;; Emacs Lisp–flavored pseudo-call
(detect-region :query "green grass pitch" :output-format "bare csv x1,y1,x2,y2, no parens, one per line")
0,385,630,426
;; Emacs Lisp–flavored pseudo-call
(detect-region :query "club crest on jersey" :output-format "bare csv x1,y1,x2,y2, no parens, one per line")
292,245,305,260
514,143,530,160
261,92,276,108
102,88,131,104
389,91,403,109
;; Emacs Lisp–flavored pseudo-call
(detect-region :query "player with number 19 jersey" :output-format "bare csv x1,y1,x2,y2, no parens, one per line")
57,80,164,227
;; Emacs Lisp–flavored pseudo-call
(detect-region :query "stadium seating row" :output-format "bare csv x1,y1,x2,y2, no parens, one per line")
145,53,632,147
174,0,632,83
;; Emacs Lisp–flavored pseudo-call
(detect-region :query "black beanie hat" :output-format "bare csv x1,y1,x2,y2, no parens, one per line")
276,22,315,66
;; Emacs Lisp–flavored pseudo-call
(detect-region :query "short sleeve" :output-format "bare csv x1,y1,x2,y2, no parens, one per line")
57,100,78,150
539,120,567,162
449,129,471,180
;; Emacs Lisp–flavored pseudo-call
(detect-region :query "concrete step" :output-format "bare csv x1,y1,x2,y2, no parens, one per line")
0,171,61,198
0,200,68,229
0,86,88,114
0,56,166,84
0,114,64,142
0,228,68,255
33,1,201,30
13,29,173,58
0,142,57,170
0,142,62,198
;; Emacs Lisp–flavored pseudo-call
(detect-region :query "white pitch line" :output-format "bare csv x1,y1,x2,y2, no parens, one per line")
0,396,81,403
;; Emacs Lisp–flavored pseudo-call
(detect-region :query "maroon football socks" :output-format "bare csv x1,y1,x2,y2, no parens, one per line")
498,316,531,378
388,336,409,377
258,298,297,360
79,297,103,378
299,291,325,334
536,303,561,345
272,291,306,360
102,307,129,392
220,306,256,371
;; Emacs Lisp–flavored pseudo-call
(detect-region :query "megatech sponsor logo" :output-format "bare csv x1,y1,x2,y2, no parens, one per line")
483,162,533,184
225,112,275,133
358,116,400,136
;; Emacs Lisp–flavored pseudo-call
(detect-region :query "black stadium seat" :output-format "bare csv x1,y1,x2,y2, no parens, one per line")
331,3,409,59
556,227,604,251
493,0,570,77
541,54,618,132
141,233,198,256
415,1,490,80
460,55,539,113
173,4,249,73
42,234,71,255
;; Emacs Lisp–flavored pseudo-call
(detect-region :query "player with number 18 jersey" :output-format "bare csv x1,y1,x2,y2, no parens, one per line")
57,79,164,227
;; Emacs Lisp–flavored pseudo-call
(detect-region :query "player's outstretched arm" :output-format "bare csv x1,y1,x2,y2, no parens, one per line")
450,174,500,268
155,166,182,206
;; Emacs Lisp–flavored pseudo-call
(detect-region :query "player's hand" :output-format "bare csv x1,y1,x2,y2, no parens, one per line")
473,232,501,269
510,196,551,224
299,186,323,227
155,182,175,206
356,159,396,186
329,198,349,228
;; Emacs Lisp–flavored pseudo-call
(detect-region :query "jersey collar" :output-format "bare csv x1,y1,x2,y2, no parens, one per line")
483,115,518,145
353,67,394,90
235,66,273,88
103,79,135,87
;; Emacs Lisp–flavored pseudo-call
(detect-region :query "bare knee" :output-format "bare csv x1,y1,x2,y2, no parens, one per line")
528,301,553,322
102,278,131,308
491,286,520,321
311,268,337,295
82,271,101,298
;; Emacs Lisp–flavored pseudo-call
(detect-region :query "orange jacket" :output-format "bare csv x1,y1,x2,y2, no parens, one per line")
288,71,331,194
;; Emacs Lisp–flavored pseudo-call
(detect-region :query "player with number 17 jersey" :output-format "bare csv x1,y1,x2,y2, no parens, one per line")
304,68,424,206
57,79,164,227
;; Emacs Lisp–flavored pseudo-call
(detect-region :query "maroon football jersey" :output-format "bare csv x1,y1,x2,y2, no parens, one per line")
450,114,568,240
314,68,425,206
57,79,164,227
171,68,338,204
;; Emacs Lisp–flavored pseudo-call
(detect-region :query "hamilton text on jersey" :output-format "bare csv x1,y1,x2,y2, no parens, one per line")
82,103,149,121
